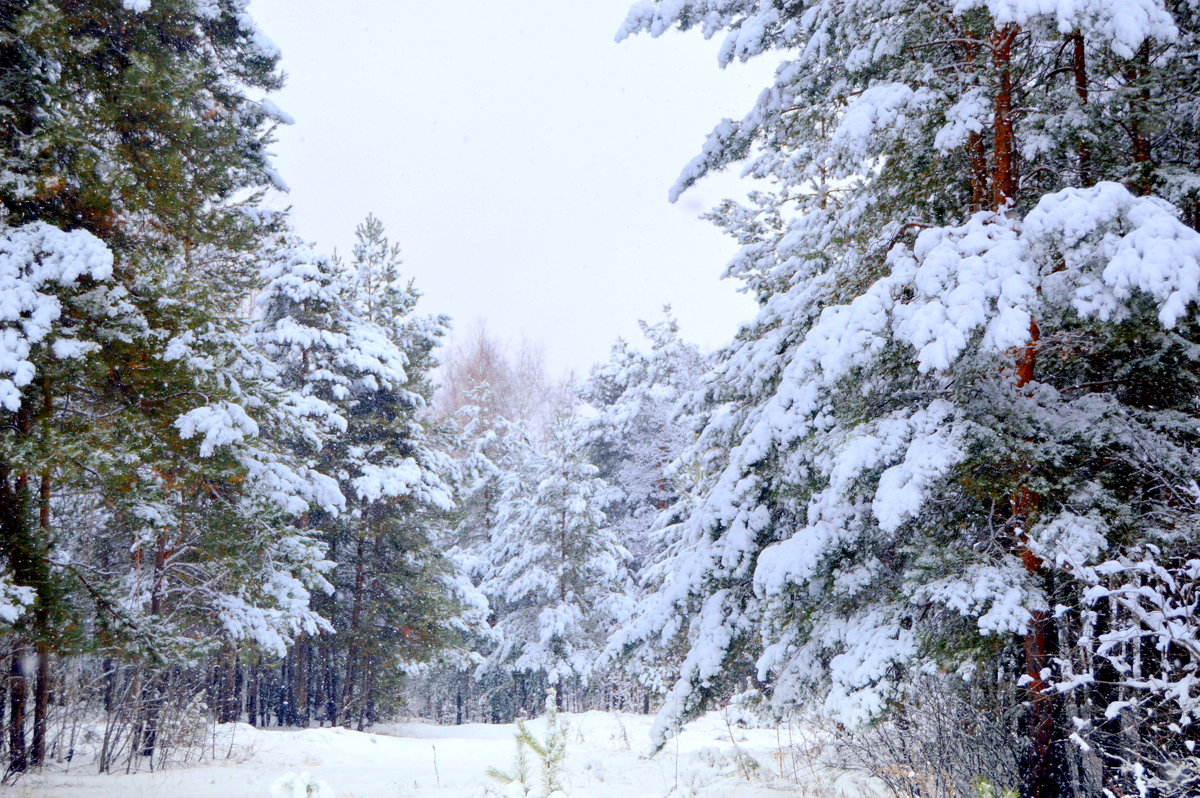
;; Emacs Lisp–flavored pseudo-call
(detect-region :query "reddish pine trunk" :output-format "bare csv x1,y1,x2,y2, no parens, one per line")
991,25,1019,210
988,29,1065,796
1015,319,1039,388
1013,320,1064,798
969,133,990,212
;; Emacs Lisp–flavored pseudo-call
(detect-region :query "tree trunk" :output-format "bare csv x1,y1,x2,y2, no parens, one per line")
140,674,160,760
341,535,367,727
247,658,259,727
1126,41,1154,196
1070,32,1092,186
991,24,1020,210
0,402,37,774
8,645,28,774
324,641,339,726
30,466,52,767
1012,319,1066,798
103,658,116,714
962,35,990,211
295,635,308,726
358,656,372,731
30,643,48,767
221,649,238,724
988,32,1067,794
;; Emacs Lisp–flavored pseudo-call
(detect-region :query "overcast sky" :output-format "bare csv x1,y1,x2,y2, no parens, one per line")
251,0,774,377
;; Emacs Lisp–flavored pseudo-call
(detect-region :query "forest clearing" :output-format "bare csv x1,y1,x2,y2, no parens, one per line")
13,710,877,798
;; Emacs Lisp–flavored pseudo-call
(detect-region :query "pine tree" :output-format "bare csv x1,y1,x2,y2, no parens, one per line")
478,413,629,702
581,312,705,699
0,0,285,244
618,2,1200,796
0,0,333,770
252,219,468,729
580,310,705,559
417,331,577,723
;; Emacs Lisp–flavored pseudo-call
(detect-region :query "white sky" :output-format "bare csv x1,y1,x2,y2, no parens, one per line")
251,0,774,377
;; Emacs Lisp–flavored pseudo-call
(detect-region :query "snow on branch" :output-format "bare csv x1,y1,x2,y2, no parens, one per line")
0,222,113,412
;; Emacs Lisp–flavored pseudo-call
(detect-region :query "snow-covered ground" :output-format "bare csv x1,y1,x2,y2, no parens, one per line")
10,712,879,798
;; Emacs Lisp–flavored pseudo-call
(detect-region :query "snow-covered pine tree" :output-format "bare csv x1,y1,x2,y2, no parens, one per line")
618,1,1200,795
0,213,341,774
0,222,120,770
85,244,345,768
581,312,706,702
415,331,577,723
252,220,467,729
0,0,313,770
408,391,528,724
334,217,467,727
477,412,629,713
581,311,705,560
0,0,285,245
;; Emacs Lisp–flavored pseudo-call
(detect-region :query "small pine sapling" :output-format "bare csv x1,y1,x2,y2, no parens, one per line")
270,771,335,798
487,688,569,797
973,778,1018,798
487,738,531,797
